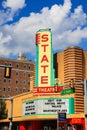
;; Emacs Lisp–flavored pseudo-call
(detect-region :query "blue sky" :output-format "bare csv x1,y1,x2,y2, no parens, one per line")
0,0,87,61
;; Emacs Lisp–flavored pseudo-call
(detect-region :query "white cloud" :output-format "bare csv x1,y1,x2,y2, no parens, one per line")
0,32,11,43
2,0,26,11
0,0,26,25
0,32,12,56
0,0,87,59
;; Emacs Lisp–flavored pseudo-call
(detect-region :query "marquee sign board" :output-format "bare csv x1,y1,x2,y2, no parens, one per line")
22,98,74,116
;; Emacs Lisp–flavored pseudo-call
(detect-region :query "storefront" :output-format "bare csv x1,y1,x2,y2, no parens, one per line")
17,118,85,130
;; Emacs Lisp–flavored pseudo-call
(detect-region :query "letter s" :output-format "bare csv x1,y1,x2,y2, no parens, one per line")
41,34,48,42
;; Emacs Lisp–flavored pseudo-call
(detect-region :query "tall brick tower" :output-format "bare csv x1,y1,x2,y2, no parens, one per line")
64,46,84,113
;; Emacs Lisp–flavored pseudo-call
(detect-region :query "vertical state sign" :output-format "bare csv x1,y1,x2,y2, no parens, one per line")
35,29,55,87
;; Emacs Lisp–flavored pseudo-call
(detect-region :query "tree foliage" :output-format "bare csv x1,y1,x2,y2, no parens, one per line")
0,99,8,119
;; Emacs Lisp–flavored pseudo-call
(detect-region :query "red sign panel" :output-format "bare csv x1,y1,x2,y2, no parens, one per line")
33,86,63,96
70,118,84,124
36,33,49,45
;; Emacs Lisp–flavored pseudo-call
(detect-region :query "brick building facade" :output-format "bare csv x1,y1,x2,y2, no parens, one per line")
0,54,35,97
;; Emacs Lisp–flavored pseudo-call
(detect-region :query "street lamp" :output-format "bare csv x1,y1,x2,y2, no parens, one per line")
0,97,13,130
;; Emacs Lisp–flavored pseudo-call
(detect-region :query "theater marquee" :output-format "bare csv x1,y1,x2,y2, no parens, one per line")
22,98,74,116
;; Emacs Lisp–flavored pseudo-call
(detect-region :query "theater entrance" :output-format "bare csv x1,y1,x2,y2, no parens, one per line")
41,118,85,130
42,120,57,130
42,120,67,130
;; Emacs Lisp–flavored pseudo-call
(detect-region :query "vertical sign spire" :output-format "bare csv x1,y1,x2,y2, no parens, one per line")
35,29,55,87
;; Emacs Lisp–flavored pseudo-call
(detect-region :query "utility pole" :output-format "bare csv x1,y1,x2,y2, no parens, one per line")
9,98,13,130
84,79,87,130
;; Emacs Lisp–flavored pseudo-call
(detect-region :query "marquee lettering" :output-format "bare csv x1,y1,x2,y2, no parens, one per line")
41,65,48,73
41,44,48,52
42,34,48,42
41,55,49,63
41,76,48,84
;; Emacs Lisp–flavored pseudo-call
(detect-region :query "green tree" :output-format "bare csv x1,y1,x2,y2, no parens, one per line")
0,99,8,119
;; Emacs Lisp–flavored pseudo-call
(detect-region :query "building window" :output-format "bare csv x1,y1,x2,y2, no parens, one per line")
4,78,6,83
9,63,12,66
8,86,11,91
16,64,19,68
23,88,26,92
15,87,18,93
0,87,1,91
24,72,26,77
8,79,11,83
24,64,26,68
23,80,26,85
16,71,19,76
16,80,18,84
3,87,6,91
28,73,30,77
28,65,30,70
28,81,30,86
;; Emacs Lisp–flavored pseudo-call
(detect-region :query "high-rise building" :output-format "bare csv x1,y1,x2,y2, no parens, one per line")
0,53,35,97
